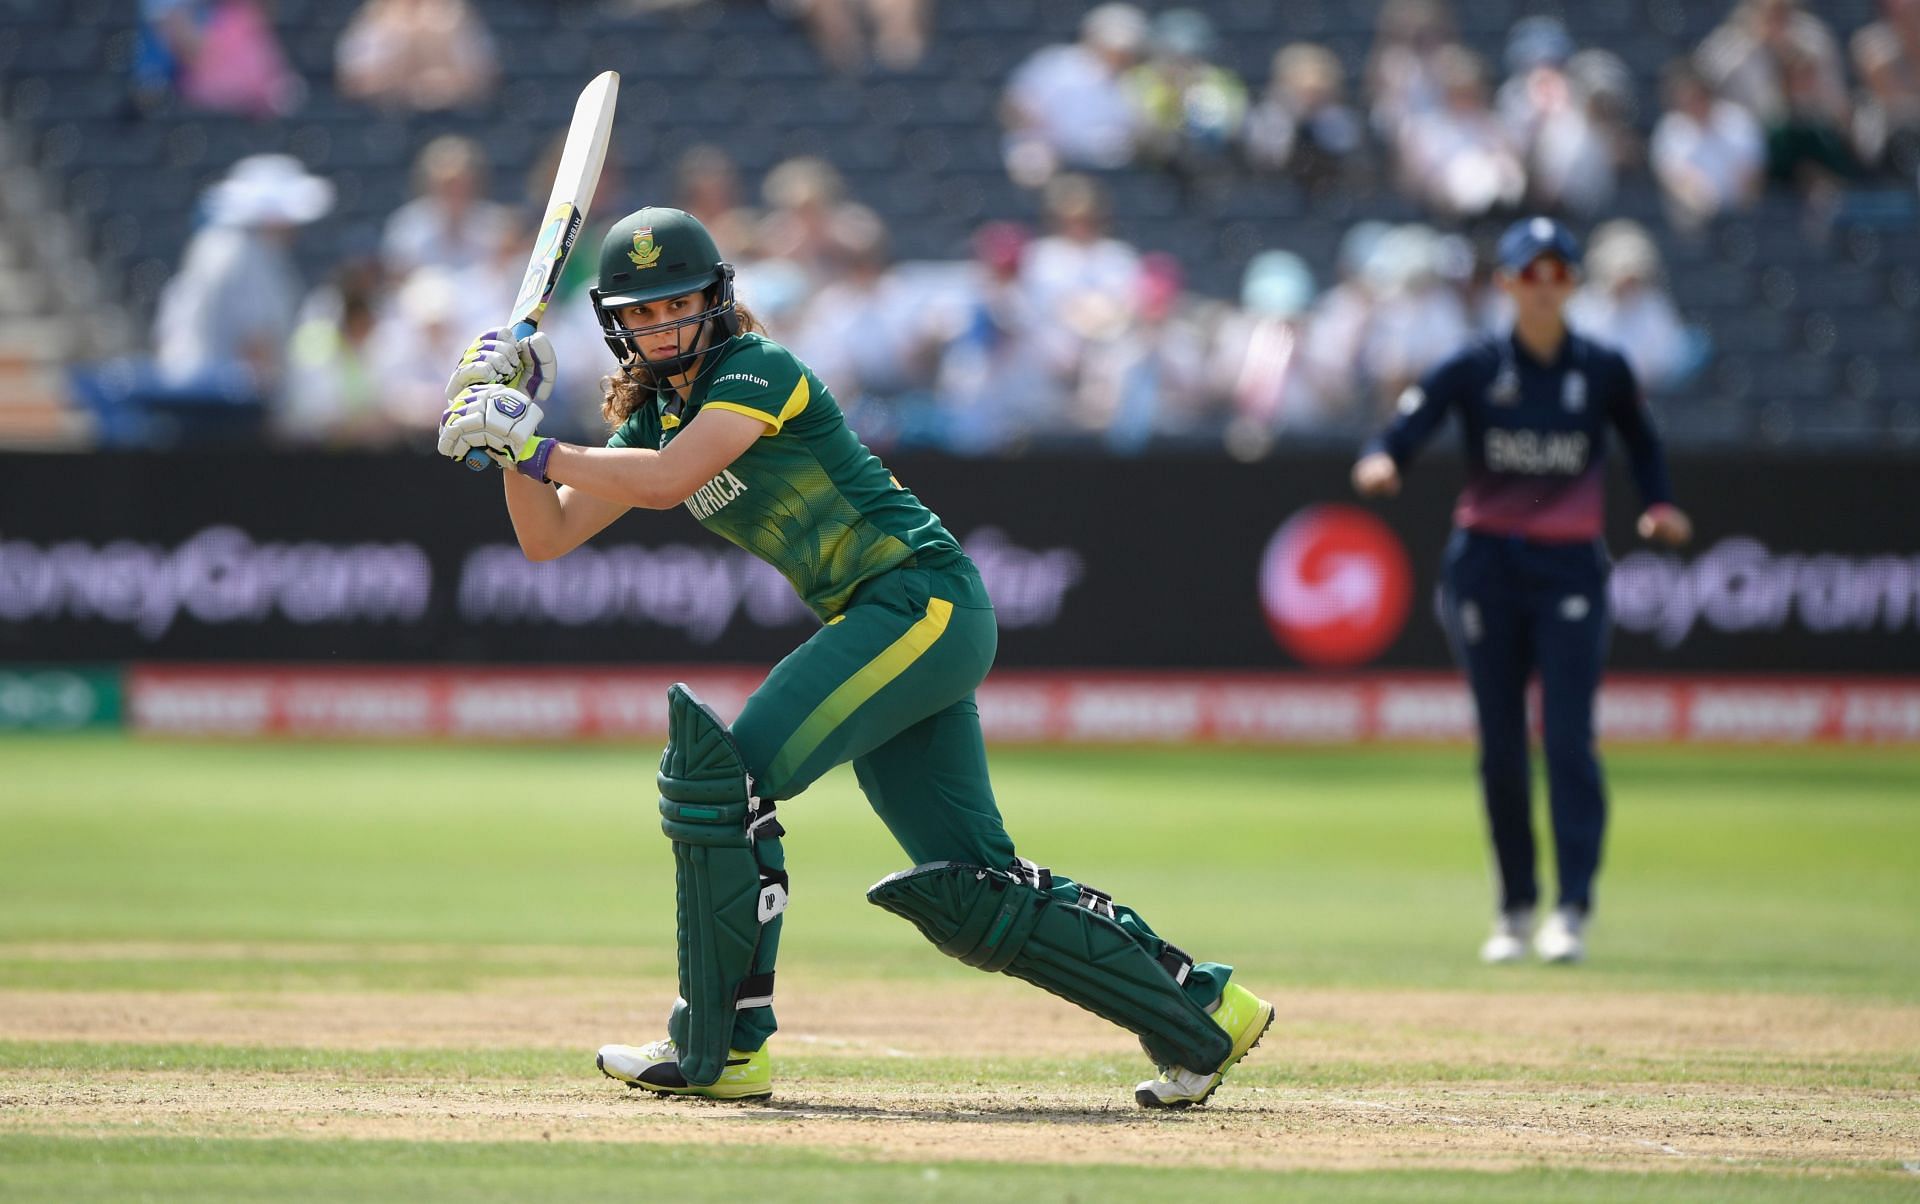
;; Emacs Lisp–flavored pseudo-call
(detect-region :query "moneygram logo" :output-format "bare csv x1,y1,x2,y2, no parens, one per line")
1610,536,1920,646
1259,505,1413,667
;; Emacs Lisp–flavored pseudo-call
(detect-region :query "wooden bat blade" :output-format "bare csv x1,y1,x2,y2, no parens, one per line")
507,69,620,333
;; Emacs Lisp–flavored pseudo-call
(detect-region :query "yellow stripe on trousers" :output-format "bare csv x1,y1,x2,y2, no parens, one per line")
766,596,954,789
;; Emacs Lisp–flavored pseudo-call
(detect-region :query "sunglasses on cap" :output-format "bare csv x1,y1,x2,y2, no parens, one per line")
1513,257,1575,284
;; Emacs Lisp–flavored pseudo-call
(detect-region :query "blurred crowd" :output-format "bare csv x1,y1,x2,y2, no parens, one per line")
133,0,1920,455
1003,0,1920,224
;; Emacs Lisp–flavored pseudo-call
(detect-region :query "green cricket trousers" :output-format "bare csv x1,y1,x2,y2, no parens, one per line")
725,556,1227,1052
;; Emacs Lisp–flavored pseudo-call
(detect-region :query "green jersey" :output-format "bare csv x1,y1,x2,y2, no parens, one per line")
609,333,963,620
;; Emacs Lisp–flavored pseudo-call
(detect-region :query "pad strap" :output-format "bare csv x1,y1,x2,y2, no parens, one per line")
1012,856,1052,893
1075,883,1117,919
735,971,776,1010
747,796,785,841
1157,942,1195,987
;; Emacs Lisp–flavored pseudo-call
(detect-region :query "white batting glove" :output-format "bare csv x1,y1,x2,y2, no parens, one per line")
445,328,557,404
437,383,546,470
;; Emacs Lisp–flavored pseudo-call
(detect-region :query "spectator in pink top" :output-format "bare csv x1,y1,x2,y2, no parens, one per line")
137,0,302,119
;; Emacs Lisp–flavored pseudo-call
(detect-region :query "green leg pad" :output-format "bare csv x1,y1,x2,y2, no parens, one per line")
868,861,1232,1074
658,684,787,1088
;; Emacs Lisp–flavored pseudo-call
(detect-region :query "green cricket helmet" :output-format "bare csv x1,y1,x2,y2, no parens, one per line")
589,206,742,378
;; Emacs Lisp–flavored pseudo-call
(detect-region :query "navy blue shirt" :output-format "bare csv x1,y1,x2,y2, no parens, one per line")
1365,331,1673,544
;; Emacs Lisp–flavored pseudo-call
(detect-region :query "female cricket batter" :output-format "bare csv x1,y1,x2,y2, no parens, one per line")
1352,217,1692,966
437,207,1272,1107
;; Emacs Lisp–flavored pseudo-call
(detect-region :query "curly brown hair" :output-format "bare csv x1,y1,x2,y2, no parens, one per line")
600,298,765,428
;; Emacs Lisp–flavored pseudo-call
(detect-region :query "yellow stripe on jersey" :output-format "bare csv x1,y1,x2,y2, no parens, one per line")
774,375,810,429
703,401,779,429
704,376,810,436
766,596,953,786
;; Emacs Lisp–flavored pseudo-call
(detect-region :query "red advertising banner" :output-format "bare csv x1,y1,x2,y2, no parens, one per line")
125,665,1920,745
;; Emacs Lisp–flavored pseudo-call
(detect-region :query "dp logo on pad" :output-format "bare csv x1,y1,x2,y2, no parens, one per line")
1259,505,1413,667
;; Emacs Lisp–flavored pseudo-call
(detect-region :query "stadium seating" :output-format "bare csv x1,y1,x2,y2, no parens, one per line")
0,0,1915,448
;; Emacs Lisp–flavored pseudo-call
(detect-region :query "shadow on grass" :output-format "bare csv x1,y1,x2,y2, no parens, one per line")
614,1092,1280,1125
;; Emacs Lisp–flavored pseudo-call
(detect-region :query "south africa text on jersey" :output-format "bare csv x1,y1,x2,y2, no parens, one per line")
686,469,749,520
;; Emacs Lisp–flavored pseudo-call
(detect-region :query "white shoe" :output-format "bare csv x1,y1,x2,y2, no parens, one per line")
597,1038,772,1099
1134,982,1274,1109
1534,907,1586,963
1479,909,1533,964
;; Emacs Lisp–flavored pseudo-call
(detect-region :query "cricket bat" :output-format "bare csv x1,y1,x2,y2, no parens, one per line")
463,69,620,470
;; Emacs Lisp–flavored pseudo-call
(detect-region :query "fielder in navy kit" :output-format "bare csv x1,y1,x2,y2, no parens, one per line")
1352,217,1693,964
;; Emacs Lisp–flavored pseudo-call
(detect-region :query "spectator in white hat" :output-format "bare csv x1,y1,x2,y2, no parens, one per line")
153,154,334,400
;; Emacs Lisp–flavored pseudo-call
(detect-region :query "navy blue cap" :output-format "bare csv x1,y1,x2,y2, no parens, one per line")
1496,217,1582,274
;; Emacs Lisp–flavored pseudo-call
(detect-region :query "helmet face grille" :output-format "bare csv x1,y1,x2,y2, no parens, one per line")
591,207,739,383
591,264,739,382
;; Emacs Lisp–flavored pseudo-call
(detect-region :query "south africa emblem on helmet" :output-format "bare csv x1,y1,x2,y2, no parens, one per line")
628,227,662,270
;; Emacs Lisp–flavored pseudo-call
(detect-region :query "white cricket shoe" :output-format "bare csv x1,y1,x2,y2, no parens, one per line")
1479,909,1533,964
1534,906,1586,963
597,1038,772,1100
1134,982,1274,1109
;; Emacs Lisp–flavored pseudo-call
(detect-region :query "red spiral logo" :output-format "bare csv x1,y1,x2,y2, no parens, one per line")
1259,505,1414,667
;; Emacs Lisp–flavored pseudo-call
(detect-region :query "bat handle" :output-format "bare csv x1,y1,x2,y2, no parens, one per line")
461,318,544,471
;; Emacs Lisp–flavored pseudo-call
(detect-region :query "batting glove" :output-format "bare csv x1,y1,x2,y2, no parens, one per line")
445,328,557,404
437,384,555,480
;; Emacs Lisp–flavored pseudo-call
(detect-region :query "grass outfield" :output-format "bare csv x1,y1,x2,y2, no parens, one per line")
2,734,1916,1199
6,1138,1920,1203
